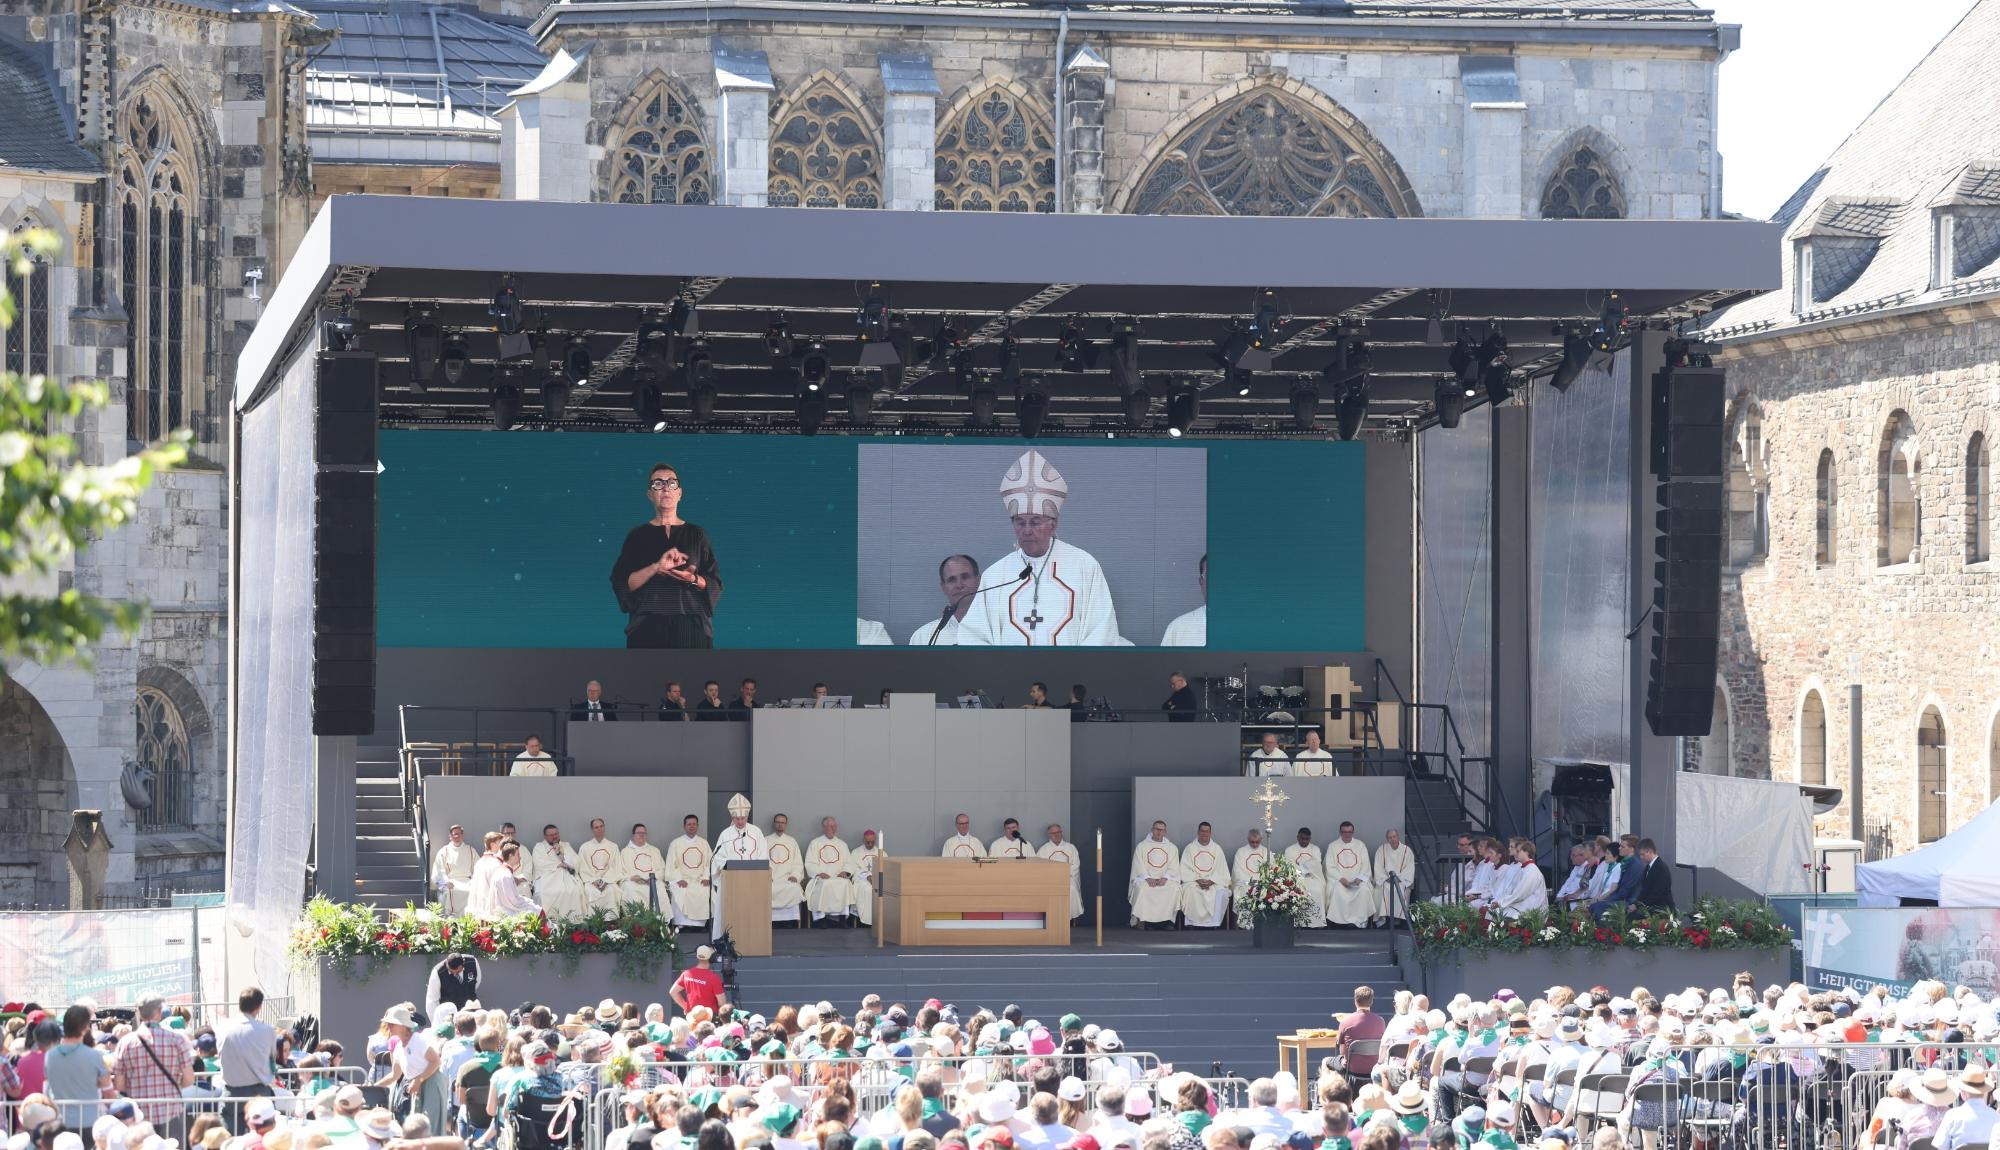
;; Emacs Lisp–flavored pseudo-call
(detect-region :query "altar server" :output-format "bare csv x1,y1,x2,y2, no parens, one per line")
577,819,627,912
1039,824,1083,920
958,449,1120,647
766,813,806,925
622,824,668,910
665,814,713,929
942,812,986,859
1323,822,1374,929
1178,822,1230,929
465,831,506,919
531,824,587,922
1373,828,1417,925
711,793,768,924
1128,821,1182,928
1284,828,1327,927
805,817,859,927
432,825,476,914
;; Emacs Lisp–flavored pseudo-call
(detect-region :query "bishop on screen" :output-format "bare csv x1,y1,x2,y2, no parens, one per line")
957,449,1121,647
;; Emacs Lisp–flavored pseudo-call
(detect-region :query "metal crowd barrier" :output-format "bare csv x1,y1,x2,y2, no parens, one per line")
1,1093,329,1135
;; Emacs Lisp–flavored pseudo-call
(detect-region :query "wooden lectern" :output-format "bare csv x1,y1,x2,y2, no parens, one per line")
881,858,1070,946
718,860,772,957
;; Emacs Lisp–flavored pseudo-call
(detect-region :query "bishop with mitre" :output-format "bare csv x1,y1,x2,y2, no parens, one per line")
710,793,768,924
957,449,1121,647
665,814,713,929
1128,820,1182,928
805,817,858,927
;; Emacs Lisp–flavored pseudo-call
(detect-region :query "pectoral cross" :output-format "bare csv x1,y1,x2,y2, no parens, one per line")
1251,778,1290,838
1023,608,1045,630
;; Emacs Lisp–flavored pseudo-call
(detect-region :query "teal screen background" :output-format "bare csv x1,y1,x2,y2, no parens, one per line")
376,432,1364,650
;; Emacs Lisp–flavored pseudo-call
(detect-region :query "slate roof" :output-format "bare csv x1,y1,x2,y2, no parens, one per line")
1709,0,2000,337
0,35,100,176
302,1,545,129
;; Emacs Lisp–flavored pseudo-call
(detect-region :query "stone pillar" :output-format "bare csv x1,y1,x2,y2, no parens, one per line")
1459,56,1526,218
713,43,774,208
1062,46,1109,215
65,810,114,910
500,46,594,203
879,55,940,212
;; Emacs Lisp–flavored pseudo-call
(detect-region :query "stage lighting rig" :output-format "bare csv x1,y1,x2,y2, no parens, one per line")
846,375,875,424
440,331,470,385
404,306,441,392
562,335,593,387
1434,376,1470,429
797,338,830,393
1055,318,1093,372
683,339,717,423
488,275,523,335
1328,337,1372,441
1232,368,1254,397
1248,292,1283,352
1449,334,1478,393
1549,329,1593,393
631,370,665,430
636,314,675,378
543,370,572,422
855,283,889,347
1016,374,1051,439
1589,291,1629,353
926,317,965,370
1107,317,1142,391
1288,379,1319,431
763,315,793,358
1213,319,1275,373
998,333,1022,387
1335,382,1369,441
969,374,999,428
323,295,357,352
796,383,830,436
1166,382,1198,438
1476,330,1514,406
491,379,521,431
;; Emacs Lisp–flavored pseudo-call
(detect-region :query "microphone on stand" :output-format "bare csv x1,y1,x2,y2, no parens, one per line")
927,565,1033,646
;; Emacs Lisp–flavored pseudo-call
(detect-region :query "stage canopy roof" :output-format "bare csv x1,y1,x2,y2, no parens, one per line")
236,195,1780,436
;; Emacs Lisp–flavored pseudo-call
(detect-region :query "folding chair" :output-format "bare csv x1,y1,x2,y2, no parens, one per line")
1339,1039,1381,1089
1682,1078,1736,1148
1627,1080,1684,1150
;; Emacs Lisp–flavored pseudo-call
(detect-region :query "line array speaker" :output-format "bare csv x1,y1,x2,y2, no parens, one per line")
1645,362,1726,736
314,351,378,736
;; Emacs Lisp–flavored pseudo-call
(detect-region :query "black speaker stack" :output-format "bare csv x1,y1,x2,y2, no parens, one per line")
1645,355,1726,737
313,351,379,736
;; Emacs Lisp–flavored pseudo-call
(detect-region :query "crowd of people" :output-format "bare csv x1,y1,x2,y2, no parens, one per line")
1431,835,1676,921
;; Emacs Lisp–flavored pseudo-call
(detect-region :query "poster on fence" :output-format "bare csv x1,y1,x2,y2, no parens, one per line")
0,909,214,1005
1804,906,2000,997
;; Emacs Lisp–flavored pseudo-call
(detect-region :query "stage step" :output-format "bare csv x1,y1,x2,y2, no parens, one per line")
728,940,1405,1076
350,762,427,909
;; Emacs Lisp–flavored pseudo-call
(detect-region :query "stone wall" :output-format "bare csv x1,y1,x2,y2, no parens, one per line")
0,679,79,905
1714,303,2000,853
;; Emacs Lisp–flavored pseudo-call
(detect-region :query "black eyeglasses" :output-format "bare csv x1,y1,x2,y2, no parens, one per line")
648,478,681,490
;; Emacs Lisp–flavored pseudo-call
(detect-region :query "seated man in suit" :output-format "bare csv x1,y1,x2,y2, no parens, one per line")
1587,833,1644,920
571,680,617,722
1632,837,1675,911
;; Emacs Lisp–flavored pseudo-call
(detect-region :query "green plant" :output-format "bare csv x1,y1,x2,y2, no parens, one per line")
1408,897,1790,963
290,897,680,981
1233,854,1321,929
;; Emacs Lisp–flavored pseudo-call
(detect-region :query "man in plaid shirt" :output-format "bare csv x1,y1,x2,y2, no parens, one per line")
112,995,195,1139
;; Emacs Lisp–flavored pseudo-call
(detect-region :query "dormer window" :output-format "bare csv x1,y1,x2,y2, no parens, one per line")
1792,198,1899,313
1931,165,2000,287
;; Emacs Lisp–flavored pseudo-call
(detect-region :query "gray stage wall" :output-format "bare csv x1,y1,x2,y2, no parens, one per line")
752,697,1070,856
568,722,751,831
1129,777,1405,861
421,776,708,863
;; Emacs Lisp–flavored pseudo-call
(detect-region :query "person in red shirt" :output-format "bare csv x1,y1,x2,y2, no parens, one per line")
1332,985,1386,1081
669,945,726,1015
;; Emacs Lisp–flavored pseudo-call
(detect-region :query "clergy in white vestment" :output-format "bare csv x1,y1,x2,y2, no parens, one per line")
989,818,1032,859
531,825,587,922
852,830,883,926
576,819,627,912
622,824,668,910
509,735,557,777
1465,840,1504,908
941,812,986,859
957,449,1121,647
665,814,713,928
1231,830,1272,916
1128,820,1182,927
857,618,893,645
1247,733,1291,777
1159,554,1207,647
1283,829,1327,926
1373,828,1417,923
1493,839,1550,919
1178,823,1230,929
431,825,477,914
805,817,859,925
1291,729,1335,778
502,823,536,886
909,555,979,646
766,814,806,923
482,843,540,919
464,832,507,919
710,794,768,924
1323,823,1374,927
1038,824,1083,920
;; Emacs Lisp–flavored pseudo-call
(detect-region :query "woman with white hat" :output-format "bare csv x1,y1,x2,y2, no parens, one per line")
377,1004,447,1137
1892,1069,1955,1150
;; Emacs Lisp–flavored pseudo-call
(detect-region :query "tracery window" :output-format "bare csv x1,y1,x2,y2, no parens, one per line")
1541,145,1628,219
135,686,192,829
118,92,198,445
1126,85,1417,218
606,79,713,205
769,75,881,209
935,83,1055,213
3,217,50,380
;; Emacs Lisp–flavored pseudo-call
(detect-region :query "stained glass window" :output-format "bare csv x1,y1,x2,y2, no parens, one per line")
118,92,198,445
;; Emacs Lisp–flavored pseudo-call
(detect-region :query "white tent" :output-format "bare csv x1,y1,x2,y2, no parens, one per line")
1857,799,2000,907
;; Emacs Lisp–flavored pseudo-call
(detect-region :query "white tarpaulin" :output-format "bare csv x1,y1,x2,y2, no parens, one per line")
1858,799,2000,907
1675,773,1813,896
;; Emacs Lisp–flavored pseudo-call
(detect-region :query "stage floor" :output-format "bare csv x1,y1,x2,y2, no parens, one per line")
704,923,1402,958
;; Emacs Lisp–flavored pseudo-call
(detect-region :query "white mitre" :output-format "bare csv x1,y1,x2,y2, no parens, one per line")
727,792,752,819
1000,450,1068,518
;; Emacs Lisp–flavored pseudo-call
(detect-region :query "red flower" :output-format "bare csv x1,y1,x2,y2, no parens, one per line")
570,930,587,944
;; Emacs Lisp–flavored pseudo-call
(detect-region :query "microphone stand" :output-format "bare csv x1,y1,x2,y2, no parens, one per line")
926,566,1033,646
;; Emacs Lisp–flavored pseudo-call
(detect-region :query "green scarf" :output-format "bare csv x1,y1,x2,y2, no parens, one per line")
1728,1051,1749,1070
921,1098,947,1120
471,1051,503,1073
1397,1114,1429,1136
1479,1132,1518,1150
1319,1139,1351,1150
1176,1112,1210,1137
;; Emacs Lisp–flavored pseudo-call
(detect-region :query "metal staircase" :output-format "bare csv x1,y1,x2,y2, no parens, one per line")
1367,661,1506,901
354,748,426,909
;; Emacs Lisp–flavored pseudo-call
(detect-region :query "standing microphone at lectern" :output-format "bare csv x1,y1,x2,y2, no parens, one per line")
921,556,1031,646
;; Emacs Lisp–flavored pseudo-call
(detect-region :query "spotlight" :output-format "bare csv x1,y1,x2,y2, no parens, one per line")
797,338,830,393
1122,387,1151,430
1549,330,1593,393
796,385,829,437
636,315,675,378
489,275,523,335
1476,331,1514,406
631,374,665,430
1288,380,1319,432
529,328,550,375
927,317,964,370
1106,318,1142,395
1425,292,1447,346
490,381,521,431
1056,318,1092,372
969,376,998,427
1232,369,1254,398
1166,383,1198,438
1016,375,1050,438
1335,382,1368,441
1248,293,1282,351
1590,291,1629,353
543,372,572,422
1449,335,1479,392
998,333,1022,387
683,339,716,423
324,294,357,351
404,306,441,391
1213,320,1274,373
667,296,698,338
846,376,874,424
562,335,593,387
440,331,470,385
764,314,793,358
855,284,889,345
1434,377,1468,429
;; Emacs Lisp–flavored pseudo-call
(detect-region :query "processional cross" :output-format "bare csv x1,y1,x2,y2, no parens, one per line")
1250,778,1290,839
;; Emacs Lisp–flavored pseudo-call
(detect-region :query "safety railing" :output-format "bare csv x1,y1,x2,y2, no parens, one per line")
405,746,578,779
1364,1039,1997,1150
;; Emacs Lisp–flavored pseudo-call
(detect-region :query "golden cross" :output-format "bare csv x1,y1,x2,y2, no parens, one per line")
1250,778,1290,839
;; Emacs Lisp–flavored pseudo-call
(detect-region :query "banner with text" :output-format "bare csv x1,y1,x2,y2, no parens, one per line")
1803,905,2000,997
